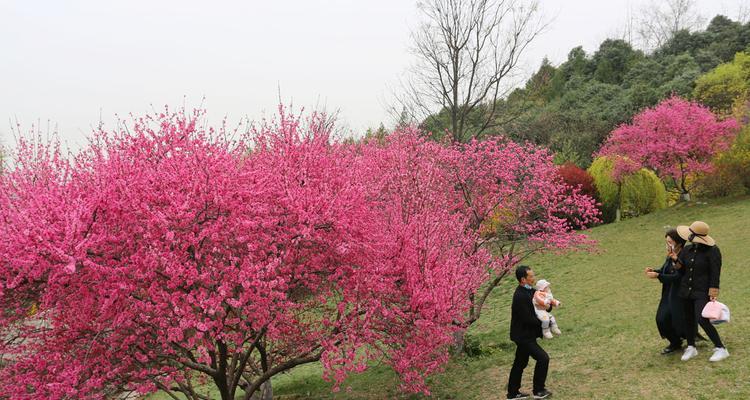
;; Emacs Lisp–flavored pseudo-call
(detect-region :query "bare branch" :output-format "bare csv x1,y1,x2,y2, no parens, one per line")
394,0,546,141
635,0,705,52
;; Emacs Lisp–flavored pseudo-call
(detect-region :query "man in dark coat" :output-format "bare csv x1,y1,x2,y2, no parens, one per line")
506,265,553,400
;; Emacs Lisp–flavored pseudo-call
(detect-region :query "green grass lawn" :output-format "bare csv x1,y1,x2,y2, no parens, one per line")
151,195,750,399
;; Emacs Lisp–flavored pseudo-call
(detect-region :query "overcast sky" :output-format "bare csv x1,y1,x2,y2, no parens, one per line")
1,0,748,148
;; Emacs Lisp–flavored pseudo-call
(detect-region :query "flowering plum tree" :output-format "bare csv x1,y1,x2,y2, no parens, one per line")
359,132,600,350
441,137,599,345
598,96,739,201
0,109,484,399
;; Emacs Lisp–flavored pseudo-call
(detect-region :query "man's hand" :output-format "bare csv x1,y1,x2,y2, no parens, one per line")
646,271,658,279
644,267,654,274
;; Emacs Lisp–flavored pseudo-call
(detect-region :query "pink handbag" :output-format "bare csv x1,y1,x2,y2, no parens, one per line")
701,301,728,322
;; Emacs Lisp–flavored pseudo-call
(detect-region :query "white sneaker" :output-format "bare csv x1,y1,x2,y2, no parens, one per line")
551,326,562,336
709,347,730,362
543,329,553,339
681,346,698,361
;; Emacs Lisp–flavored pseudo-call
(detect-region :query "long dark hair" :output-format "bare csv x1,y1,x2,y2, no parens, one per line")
665,228,687,248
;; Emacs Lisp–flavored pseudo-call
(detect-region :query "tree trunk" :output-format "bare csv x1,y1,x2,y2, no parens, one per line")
615,183,623,222
250,381,273,400
678,172,691,202
452,328,466,356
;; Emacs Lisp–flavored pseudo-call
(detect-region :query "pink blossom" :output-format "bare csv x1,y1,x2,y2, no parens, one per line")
598,96,739,195
64,259,77,274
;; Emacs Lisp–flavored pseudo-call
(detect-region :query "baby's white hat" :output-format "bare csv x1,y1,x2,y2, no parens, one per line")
535,279,551,291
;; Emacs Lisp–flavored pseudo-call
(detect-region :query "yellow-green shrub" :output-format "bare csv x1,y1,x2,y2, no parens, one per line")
588,156,667,222
698,124,750,197
693,52,750,114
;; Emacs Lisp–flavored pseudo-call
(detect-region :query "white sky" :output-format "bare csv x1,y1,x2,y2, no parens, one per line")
1,0,748,148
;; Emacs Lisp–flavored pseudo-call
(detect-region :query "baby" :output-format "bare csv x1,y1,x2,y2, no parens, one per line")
533,279,562,339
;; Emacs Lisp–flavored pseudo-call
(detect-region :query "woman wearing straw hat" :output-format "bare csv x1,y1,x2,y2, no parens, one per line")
672,221,729,362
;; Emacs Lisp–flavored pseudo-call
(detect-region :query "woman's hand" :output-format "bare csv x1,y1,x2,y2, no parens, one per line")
644,267,654,274
647,271,659,279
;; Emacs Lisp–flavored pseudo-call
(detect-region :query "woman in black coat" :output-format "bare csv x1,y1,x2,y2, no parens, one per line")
673,221,729,362
645,229,688,354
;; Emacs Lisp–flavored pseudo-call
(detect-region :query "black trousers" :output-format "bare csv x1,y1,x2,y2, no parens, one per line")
683,296,724,348
507,340,549,396
656,301,682,347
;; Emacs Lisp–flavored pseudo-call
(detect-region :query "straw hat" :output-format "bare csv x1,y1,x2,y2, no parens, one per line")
676,221,716,247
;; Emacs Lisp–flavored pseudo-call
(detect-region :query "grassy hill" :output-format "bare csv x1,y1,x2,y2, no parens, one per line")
271,195,750,399
151,195,750,399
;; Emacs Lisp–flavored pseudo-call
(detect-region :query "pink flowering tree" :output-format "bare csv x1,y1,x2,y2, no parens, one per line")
598,96,739,201
442,137,599,348
0,109,486,399
360,131,600,351
355,128,490,374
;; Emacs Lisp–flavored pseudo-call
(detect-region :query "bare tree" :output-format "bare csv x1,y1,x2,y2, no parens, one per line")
636,0,706,52
735,0,750,24
612,1,637,46
395,0,545,142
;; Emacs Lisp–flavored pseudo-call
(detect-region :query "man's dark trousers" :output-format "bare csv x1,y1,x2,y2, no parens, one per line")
507,340,549,395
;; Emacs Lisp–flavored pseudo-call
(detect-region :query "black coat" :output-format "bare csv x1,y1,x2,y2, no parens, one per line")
655,257,686,339
510,285,548,343
677,244,721,299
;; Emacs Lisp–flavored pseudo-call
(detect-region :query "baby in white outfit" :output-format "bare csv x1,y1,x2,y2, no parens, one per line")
533,279,562,339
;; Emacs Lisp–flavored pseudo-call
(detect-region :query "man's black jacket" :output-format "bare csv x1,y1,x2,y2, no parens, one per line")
510,285,550,343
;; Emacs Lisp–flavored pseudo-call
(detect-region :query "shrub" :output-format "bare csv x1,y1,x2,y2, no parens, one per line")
693,52,750,114
557,162,599,227
558,162,596,198
698,124,750,197
588,156,668,222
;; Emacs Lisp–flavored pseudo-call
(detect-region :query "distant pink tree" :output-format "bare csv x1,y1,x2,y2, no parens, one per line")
598,96,739,201
0,109,485,399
